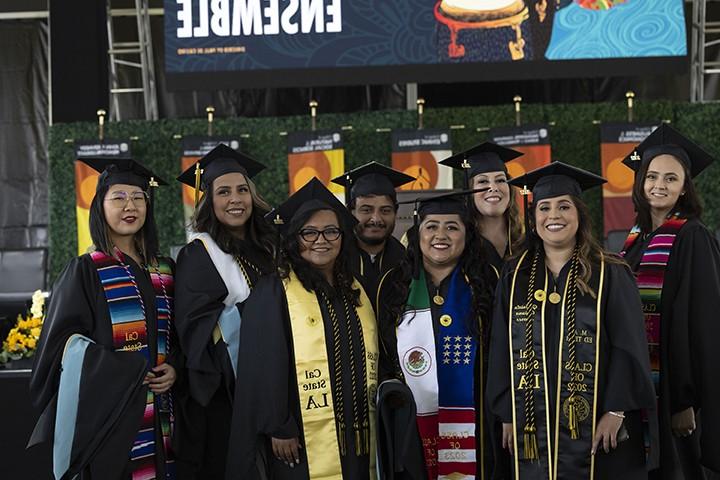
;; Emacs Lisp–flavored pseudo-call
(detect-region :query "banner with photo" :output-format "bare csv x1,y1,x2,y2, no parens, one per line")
391,129,453,191
488,125,552,211
600,123,658,236
287,130,345,200
74,140,132,255
180,136,242,238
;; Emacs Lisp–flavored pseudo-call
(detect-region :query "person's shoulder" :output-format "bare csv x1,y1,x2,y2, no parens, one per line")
678,217,716,241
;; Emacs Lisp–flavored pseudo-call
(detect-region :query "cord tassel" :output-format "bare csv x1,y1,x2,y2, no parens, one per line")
362,420,370,455
354,422,362,456
338,419,346,456
568,397,580,440
523,425,538,460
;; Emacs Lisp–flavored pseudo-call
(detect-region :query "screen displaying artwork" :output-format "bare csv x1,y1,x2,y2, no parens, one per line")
165,0,688,89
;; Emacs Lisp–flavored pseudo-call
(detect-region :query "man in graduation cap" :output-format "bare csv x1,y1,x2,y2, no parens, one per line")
226,177,379,480
331,162,415,300
439,142,525,276
375,188,501,480
29,158,179,480
487,162,657,480
174,143,276,479
618,124,720,479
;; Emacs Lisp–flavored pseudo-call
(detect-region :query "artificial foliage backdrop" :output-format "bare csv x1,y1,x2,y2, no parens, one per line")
48,101,720,281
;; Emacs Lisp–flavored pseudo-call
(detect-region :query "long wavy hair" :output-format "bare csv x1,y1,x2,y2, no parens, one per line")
385,210,494,342
631,155,703,233
191,174,275,272
278,207,361,307
527,195,625,297
89,184,160,265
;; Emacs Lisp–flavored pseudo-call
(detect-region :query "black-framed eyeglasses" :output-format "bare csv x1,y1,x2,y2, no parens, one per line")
298,227,342,242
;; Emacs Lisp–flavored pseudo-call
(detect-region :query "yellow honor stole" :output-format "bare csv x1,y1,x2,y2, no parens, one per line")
284,270,378,480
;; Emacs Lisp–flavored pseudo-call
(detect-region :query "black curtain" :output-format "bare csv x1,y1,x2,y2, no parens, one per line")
0,20,48,249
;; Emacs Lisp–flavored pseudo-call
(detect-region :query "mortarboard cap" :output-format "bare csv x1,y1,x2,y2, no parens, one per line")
508,161,606,203
79,157,167,192
267,177,358,234
176,143,266,191
331,162,415,205
622,124,714,178
398,188,490,226
439,142,523,185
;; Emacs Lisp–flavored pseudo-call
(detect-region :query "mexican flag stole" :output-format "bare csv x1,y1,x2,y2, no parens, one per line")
283,270,378,480
90,250,175,480
619,216,687,395
508,251,605,480
396,266,479,479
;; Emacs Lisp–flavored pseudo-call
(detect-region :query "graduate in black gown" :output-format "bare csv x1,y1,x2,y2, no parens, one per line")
487,162,657,480
174,145,275,479
331,162,415,300
618,125,720,479
375,190,497,480
28,159,179,480
226,178,379,480
440,142,525,277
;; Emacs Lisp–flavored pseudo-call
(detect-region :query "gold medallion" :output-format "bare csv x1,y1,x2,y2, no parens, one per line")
433,295,445,306
440,314,453,327
562,395,591,422
548,292,562,304
533,289,546,302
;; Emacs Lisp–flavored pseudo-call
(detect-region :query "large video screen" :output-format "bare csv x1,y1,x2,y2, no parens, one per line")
165,0,688,90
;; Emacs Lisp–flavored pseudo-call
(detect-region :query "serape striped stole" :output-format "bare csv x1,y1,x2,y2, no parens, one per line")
90,250,175,480
620,215,686,393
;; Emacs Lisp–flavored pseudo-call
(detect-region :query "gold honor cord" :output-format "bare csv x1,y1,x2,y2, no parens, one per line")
522,252,540,461
564,248,582,439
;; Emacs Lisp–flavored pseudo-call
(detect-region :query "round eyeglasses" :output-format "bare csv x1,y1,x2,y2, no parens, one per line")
105,191,149,208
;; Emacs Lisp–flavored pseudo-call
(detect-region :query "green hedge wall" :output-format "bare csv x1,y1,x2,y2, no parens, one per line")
48,101,720,282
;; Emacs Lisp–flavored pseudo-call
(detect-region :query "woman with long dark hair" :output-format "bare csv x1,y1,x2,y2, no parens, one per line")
487,162,656,479
375,189,497,480
619,125,720,479
226,178,379,480
440,142,526,276
29,159,178,480
174,144,275,479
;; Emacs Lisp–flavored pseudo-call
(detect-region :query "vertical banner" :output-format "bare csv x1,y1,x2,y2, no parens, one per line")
180,136,242,237
74,140,132,255
287,131,345,200
391,129,453,190
489,125,552,210
600,123,658,236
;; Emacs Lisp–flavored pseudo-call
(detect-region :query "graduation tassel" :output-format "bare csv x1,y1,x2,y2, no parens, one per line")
193,162,203,207
523,424,539,461
521,181,531,251
568,396,580,440
354,421,362,456
338,419,347,456
362,419,370,456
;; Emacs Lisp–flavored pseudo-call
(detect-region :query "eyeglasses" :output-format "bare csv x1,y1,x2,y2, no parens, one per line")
105,191,149,207
298,227,342,242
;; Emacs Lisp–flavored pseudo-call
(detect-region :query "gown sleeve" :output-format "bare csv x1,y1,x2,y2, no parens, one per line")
600,262,655,413
486,264,514,424
226,274,300,480
670,224,720,471
174,240,228,406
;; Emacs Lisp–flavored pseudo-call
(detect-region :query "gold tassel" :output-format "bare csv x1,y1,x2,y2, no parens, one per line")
568,397,580,440
362,420,370,455
354,422,362,456
193,162,202,207
338,420,346,456
523,425,538,460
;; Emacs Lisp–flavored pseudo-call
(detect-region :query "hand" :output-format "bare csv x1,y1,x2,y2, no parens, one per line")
147,363,176,394
502,423,514,455
271,437,301,467
592,411,624,455
671,407,696,437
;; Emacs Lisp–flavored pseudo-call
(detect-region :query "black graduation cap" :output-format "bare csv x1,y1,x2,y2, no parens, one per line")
621,123,714,178
267,177,358,234
79,157,167,192
398,187,490,226
508,161,606,203
439,142,524,186
330,161,415,205
176,143,266,192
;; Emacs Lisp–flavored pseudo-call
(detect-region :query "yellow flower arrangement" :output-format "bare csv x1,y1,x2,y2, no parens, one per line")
0,290,46,364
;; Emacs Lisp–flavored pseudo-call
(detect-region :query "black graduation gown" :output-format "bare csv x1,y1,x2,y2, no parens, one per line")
376,266,498,480
487,256,656,479
28,254,178,480
352,236,406,304
623,218,720,479
226,274,372,480
173,239,268,478
479,236,506,279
